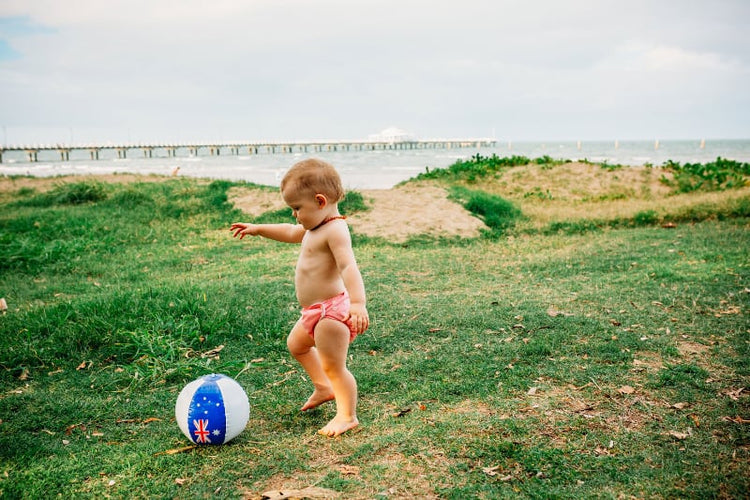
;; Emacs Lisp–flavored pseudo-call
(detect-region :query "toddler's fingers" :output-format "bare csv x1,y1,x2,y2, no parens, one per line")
350,315,368,334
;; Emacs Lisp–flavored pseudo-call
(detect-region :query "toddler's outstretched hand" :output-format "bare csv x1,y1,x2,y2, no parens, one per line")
230,222,259,239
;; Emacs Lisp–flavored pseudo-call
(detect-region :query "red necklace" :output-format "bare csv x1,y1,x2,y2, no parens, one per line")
311,215,347,231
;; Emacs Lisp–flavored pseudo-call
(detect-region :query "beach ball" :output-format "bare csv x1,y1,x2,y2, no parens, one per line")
175,373,249,445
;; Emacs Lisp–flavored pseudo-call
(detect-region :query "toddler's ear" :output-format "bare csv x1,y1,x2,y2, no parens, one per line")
315,194,328,207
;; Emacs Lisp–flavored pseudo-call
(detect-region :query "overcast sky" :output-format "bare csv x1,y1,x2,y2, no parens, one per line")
1,0,748,144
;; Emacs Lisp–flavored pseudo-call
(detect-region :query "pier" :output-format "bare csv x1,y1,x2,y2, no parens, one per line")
0,138,496,163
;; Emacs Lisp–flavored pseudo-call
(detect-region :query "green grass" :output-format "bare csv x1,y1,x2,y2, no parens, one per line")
1,172,748,498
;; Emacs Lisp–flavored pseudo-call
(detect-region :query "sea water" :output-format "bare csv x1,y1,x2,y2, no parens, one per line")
1,139,748,190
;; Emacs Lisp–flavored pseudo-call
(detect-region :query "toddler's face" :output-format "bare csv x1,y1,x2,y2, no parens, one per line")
282,188,323,230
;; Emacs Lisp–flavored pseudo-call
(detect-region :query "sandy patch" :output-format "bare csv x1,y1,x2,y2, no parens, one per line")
677,341,711,357
632,351,665,372
350,184,485,242
229,183,486,243
493,162,673,200
227,186,286,217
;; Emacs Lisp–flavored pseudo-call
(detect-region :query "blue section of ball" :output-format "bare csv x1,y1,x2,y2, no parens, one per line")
186,375,228,444
176,373,249,445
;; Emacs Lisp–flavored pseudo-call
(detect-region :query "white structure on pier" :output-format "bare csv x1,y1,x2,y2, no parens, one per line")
368,127,416,143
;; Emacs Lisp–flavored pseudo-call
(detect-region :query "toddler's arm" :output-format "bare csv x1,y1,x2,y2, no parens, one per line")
230,222,305,243
327,225,369,334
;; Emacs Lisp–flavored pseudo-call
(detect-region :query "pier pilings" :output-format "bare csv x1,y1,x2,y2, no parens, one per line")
0,138,497,163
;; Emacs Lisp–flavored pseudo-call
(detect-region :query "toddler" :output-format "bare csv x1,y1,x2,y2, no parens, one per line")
230,158,369,437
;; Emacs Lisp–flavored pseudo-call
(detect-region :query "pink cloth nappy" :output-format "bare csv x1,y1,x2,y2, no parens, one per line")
300,291,357,342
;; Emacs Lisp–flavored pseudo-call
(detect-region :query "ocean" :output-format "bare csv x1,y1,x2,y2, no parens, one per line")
1,139,749,190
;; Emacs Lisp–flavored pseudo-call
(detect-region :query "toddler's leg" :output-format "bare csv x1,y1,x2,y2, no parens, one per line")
287,321,334,411
314,318,359,437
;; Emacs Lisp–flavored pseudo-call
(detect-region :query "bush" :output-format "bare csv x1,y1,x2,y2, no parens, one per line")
107,188,154,207
633,210,659,226
449,186,521,235
660,157,750,193
340,190,368,214
19,181,108,207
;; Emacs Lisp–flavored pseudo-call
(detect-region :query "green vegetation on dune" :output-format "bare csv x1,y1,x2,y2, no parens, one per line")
413,153,569,183
661,157,750,193
0,160,748,498
414,154,750,237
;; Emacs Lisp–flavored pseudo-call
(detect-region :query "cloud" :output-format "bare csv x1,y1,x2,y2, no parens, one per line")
601,41,745,73
0,0,749,142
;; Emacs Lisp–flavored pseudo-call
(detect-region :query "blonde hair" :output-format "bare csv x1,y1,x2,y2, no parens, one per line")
280,158,346,202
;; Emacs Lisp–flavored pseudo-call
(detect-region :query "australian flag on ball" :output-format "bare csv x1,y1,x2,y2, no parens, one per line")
175,373,250,445
188,381,226,444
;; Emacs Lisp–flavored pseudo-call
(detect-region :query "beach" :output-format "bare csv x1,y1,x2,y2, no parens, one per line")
2,139,749,190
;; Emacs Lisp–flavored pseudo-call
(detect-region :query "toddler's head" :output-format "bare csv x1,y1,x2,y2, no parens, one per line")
281,158,345,203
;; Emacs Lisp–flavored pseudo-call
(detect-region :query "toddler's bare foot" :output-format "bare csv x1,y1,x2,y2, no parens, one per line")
300,389,335,411
318,415,359,437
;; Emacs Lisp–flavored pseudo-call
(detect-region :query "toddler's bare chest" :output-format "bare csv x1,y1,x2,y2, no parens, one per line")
297,237,334,270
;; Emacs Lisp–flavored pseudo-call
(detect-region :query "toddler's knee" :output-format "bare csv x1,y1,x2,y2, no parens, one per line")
286,336,298,354
321,362,348,379
287,335,308,356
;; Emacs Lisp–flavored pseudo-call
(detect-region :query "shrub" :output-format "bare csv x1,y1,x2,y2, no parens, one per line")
340,190,368,214
107,188,154,207
660,157,750,193
633,210,659,226
449,186,521,235
19,181,108,207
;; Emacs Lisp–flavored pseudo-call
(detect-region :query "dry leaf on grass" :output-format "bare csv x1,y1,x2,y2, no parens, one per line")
338,465,360,476
482,465,513,481
722,416,750,424
668,430,692,440
482,465,502,476
65,423,86,435
717,305,741,315
261,487,339,499
184,344,225,359
154,445,196,456
724,387,746,400
547,306,573,317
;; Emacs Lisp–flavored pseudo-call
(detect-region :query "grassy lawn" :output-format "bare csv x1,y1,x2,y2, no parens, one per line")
1,158,748,499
